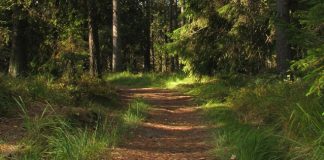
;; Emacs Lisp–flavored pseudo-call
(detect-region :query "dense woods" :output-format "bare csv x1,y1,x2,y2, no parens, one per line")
0,0,323,159
0,0,322,77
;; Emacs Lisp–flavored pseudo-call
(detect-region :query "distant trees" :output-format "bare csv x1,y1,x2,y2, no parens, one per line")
167,0,322,76
0,0,322,88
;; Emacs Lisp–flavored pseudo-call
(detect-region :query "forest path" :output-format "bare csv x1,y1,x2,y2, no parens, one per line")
111,88,212,160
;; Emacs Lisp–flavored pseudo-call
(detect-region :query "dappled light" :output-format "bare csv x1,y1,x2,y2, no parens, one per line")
112,88,211,159
0,0,323,159
0,144,21,156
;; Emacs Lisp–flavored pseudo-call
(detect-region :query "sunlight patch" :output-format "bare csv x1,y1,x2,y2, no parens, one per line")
0,144,21,155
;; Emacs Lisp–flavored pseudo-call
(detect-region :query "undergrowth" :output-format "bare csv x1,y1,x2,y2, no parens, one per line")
9,97,149,159
1,72,322,159
104,72,190,88
182,74,324,160
0,74,118,116
0,73,150,159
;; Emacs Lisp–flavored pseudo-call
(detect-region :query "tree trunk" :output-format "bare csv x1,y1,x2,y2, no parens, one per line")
174,0,179,71
9,4,26,77
169,0,175,72
151,32,155,72
144,0,151,72
88,0,101,77
163,0,169,72
276,0,291,74
181,0,185,25
150,0,155,72
112,0,122,72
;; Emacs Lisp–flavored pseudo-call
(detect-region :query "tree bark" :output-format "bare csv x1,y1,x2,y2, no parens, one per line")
144,0,151,72
181,0,185,25
88,0,101,77
163,0,169,72
150,0,155,72
170,0,175,72
9,4,26,77
276,0,291,74
174,0,179,71
112,0,122,72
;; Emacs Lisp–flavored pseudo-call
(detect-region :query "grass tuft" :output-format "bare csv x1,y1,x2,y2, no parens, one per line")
11,97,121,159
122,99,149,126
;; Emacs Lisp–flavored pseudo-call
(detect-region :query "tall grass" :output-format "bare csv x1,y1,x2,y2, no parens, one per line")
165,73,323,160
1,73,153,159
0,74,14,116
122,99,149,126
1,74,117,108
13,97,120,159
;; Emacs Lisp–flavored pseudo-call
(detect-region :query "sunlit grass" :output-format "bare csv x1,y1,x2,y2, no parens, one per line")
104,71,188,88
122,99,149,126
13,98,121,159
165,76,196,88
0,73,152,159
1,72,322,159
159,73,323,160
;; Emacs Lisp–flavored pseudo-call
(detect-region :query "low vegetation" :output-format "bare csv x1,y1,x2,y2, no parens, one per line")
122,99,150,125
176,75,323,160
0,73,150,159
1,71,323,159
104,72,188,88
105,72,323,160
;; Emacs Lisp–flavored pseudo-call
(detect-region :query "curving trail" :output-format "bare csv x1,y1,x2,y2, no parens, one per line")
111,88,212,160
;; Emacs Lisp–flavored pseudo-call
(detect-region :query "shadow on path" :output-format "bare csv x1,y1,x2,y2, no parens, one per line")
111,88,213,160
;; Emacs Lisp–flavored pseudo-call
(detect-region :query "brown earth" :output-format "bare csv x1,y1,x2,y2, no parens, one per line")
111,88,213,160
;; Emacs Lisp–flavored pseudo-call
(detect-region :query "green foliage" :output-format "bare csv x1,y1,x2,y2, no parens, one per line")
165,73,323,160
0,74,117,109
292,45,324,96
13,97,120,159
0,73,154,159
289,1,324,96
1,75,70,105
0,76,14,116
213,126,283,160
122,99,149,125
105,72,188,88
171,0,273,75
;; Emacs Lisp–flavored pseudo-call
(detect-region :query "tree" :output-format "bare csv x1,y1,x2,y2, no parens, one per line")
8,3,26,77
88,0,101,77
169,0,175,72
164,0,170,72
276,0,291,74
144,0,151,72
173,0,179,71
112,0,122,72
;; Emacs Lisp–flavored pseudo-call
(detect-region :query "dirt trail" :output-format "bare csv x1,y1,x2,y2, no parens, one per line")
111,88,212,160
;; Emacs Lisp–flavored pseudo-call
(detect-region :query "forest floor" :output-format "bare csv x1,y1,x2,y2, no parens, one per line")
111,88,212,160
